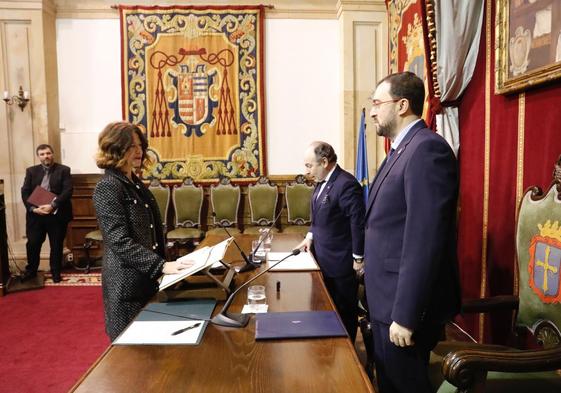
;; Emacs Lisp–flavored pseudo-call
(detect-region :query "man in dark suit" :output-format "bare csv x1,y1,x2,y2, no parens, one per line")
364,72,461,393
296,141,365,341
21,144,73,283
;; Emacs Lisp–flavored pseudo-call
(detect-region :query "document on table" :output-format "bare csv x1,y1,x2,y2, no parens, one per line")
113,320,206,345
113,299,216,345
159,237,233,291
266,251,319,271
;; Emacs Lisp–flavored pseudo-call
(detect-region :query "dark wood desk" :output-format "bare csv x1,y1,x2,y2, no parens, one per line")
71,234,374,393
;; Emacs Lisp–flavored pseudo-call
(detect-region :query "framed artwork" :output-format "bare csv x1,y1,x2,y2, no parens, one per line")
496,0,561,94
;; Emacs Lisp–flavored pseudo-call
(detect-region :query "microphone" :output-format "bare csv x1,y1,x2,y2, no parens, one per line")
211,248,301,327
238,207,284,273
212,213,252,267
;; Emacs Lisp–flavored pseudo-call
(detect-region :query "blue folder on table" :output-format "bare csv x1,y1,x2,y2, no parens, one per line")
255,311,348,340
137,299,216,321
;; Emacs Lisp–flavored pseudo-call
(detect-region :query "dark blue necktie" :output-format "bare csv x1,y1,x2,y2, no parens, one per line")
312,181,325,209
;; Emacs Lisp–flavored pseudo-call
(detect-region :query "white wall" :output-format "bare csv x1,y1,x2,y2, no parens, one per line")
57,19,121,173
56,18,340,175
265,19,340,174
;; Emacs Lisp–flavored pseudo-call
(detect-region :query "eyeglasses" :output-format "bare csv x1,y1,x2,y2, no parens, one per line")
371,98,401,109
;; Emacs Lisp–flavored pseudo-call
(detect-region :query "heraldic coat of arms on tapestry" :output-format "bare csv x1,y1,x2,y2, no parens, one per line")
119,6,266,181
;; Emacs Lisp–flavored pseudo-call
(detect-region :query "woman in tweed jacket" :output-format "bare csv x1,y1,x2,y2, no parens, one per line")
93,122,192,341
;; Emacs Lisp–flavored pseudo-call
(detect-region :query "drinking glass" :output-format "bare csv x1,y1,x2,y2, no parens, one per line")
252,240,266,263
247,285,267,306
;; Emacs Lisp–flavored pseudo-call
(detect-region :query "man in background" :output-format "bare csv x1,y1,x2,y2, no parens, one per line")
364,72,461,393
21,144,73,283
296,141,365,341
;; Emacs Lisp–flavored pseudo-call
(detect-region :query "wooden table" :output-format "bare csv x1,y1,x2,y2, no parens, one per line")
71,234,374,393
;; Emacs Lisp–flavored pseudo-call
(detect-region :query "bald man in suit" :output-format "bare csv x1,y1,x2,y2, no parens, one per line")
296,141,365,341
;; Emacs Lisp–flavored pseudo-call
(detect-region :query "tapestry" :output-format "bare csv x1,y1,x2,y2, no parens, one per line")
119,5,266,181
386,0,436,126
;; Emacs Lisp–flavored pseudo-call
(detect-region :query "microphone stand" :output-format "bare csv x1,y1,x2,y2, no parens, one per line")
238,208,284,273
218,223,252,266
210,249,301,327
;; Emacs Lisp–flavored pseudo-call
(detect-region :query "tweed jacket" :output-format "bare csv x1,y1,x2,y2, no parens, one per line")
93,168,166,340
21,162,73,223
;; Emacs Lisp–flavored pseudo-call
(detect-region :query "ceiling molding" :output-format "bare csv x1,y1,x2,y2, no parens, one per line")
54,0,341,20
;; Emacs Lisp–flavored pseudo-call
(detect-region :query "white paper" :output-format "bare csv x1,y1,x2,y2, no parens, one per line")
113,320,205,345
241,304,269,314
159,237,233,291
266,252,319,271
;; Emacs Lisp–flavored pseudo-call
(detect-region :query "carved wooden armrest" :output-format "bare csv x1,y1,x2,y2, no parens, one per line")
442,345,561,390
461,295,519,314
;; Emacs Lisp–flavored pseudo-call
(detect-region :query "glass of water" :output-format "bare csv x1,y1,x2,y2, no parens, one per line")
263,231,273,253
252,240,266,263
247,285,267,309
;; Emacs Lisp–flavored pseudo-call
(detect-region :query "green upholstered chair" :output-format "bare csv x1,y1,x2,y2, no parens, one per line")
283,174,313,235
148,179,171,234
207,177,241,235
166,177,205,247
245,176,280,235
434,179,561,393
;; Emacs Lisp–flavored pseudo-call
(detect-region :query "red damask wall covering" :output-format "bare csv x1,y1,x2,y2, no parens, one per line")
457,0,561,342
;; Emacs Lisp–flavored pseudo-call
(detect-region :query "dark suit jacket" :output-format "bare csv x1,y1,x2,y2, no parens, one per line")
21,163,73,223
364,120,461,330
310,165,365,278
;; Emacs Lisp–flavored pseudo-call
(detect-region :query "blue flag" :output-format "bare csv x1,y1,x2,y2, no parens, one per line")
355,109,369,204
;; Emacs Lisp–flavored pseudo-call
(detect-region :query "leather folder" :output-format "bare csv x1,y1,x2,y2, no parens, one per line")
255,311,348,340
27,186,56,207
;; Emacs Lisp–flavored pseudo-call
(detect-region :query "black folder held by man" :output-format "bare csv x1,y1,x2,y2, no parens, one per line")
27,185,56,207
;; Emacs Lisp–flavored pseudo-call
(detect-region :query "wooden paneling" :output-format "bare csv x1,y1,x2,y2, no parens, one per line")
66,174,102,259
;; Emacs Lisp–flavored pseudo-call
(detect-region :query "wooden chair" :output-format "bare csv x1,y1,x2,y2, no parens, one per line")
79,229,103,273
166,177,205,252
207,177,241,235
245,176,280,235
283,174,313,235
435,175,561,392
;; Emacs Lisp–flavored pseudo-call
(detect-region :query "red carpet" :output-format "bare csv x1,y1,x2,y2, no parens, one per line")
0,286,110,393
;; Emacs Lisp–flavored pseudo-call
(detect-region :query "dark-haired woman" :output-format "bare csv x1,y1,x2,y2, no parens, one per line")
93,121,192,341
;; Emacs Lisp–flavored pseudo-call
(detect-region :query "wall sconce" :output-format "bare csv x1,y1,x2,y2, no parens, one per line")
3,86,30,111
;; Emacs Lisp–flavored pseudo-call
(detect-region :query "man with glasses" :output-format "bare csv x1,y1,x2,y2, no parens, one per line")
21,144,73,283
295,141,365,342
363,72,461,393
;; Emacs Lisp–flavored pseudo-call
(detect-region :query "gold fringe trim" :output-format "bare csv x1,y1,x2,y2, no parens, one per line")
514,93,525,294
424,0,441,98
480,0,492,343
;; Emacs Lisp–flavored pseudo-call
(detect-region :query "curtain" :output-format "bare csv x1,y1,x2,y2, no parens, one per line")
434,0,484,155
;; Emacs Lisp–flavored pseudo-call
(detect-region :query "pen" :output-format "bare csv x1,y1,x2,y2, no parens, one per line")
171,322,202,336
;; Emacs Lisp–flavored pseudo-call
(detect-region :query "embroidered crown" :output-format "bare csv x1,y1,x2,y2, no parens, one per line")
538,220,561,243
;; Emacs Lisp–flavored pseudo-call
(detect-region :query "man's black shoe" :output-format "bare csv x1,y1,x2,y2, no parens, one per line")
52,273,62,283
20,271,37,282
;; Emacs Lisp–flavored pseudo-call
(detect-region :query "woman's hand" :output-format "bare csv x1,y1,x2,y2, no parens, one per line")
162,259,196,274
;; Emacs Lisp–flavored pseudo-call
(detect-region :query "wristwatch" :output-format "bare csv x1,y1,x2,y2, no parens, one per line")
353,257,364,264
